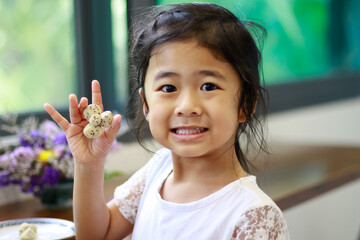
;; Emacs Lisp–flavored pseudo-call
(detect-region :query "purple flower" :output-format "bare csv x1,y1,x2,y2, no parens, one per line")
19,131,32,147
20,175,43,194
30,130,47,147
41,166,61,185
52,132,67,145
0,170,11,186
40,120,61,136
19,130,47,148
10,146,35,163
53,144,72,159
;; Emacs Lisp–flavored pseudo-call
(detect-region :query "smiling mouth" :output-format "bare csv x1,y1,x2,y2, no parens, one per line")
171,127,208,135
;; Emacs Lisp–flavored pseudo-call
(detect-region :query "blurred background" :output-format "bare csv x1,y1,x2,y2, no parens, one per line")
0,0,359,239
0,0,359,116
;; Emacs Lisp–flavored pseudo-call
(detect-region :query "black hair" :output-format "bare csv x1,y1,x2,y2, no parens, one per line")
126,2,268,174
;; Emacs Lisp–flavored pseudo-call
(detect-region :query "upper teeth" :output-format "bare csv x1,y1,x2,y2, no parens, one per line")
176,128,204,135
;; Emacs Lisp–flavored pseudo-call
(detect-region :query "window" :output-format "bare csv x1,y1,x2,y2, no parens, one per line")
1,0,358,123
157,0,360,84
0,0,76,115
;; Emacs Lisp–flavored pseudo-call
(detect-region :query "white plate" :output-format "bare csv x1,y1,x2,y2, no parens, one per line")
0,218,75,240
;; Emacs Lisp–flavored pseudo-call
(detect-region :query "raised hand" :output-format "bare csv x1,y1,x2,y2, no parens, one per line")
44,80,122,165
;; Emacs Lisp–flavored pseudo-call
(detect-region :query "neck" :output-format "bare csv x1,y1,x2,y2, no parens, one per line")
160,148,247,203
170,148,247,184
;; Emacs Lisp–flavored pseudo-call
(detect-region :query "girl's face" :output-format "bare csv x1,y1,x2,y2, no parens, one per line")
143,39,245,159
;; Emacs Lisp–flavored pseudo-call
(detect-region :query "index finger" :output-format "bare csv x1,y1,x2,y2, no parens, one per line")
92,80,104,111
44,103,70,132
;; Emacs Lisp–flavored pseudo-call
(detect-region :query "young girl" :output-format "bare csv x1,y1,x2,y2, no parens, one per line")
45,3,290,239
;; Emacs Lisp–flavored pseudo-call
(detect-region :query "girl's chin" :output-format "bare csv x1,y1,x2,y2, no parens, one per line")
168,145,212,159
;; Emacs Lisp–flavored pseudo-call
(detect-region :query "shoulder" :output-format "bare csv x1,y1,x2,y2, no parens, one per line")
228,176,276,209
230,177,290,239
231,203,289,240
145,148,172,177
152,147,172,163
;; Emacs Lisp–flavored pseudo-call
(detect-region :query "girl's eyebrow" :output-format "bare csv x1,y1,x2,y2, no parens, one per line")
154,70,226,81
154,71,180,81
198,70,226,81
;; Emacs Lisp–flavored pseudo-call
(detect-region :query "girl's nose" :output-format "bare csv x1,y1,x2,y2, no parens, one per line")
175,91,202,117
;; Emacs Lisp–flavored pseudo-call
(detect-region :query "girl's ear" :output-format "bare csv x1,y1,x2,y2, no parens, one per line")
238,109,246,123
238,104,257,123
139,88,150,121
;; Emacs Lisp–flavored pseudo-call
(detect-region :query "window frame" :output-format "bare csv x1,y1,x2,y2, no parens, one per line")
74,0,116,111
267,74,360,113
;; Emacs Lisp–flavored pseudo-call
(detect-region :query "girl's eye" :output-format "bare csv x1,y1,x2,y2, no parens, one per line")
160,85,177,92
201,83,218,91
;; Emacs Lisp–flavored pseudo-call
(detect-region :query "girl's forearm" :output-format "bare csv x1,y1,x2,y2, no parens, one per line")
73,159,109,239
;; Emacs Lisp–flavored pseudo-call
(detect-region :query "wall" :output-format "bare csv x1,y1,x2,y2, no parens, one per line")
267,96,360,147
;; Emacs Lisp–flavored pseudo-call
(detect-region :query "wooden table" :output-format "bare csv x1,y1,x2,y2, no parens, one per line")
255,145,360,210
1,145,359,235
0,178,127,239
0,177,126,222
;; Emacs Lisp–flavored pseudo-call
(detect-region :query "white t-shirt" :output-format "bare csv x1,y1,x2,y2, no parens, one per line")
114,148,290,239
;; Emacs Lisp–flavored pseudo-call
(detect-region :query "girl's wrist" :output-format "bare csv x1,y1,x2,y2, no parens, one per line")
74,158,106,175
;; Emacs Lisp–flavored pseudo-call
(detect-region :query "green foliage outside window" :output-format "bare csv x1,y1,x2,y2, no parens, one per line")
1,0,358,116
0,0,75,115
157,0,360,85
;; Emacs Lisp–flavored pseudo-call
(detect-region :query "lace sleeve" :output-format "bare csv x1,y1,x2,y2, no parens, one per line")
113,163,149,224
231,205,290,240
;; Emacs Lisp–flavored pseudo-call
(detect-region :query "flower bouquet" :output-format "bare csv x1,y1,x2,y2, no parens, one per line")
0,115,122,199
0,116,74,197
